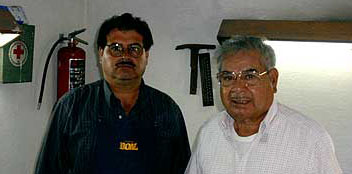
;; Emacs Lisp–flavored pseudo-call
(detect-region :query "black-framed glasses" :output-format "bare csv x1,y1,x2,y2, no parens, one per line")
106,43,144,58
217,69,268,87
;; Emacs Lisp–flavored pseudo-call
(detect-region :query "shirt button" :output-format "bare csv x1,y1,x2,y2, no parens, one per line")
118,115,122,119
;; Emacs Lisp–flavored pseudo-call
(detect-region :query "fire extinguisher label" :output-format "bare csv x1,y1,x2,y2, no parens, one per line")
69,59,85,90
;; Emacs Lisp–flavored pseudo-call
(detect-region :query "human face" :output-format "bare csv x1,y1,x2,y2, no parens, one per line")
99,29,149,84
220,50,278,122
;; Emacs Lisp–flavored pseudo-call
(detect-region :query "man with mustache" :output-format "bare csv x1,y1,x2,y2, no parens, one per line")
35,13,190,174
185,36,342,174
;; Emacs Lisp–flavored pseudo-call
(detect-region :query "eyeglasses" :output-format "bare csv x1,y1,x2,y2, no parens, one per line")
217,69,268,87
106,43,144,58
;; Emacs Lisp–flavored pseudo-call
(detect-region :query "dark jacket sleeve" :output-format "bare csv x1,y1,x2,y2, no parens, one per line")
34,101,69,174
174,109,191,174
153,97,191,174
169,103,191,174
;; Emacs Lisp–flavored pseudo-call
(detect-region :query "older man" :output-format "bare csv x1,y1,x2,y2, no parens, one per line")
185,36,342,174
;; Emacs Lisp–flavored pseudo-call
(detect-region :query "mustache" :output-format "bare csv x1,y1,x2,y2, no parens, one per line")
115,58,136,67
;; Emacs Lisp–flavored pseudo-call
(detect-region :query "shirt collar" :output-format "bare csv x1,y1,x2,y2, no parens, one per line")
259,97,278,133
221,97,278,135
103,79,146,108
103,80,113,108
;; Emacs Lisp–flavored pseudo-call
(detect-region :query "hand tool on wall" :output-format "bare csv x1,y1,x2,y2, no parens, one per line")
198,52,214,106
175,44,215,95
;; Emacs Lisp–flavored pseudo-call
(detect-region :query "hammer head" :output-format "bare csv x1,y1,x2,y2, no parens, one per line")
175,44,216,51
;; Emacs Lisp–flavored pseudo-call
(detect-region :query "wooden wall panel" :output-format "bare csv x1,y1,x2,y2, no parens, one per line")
217,20,352,44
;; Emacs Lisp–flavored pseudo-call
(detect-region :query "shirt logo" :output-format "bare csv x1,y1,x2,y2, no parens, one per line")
119,141,139,151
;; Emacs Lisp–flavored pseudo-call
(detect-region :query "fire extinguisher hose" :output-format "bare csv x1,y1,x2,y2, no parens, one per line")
37,37,64,110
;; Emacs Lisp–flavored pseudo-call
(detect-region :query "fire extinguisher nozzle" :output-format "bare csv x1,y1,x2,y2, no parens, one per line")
37,103,41,110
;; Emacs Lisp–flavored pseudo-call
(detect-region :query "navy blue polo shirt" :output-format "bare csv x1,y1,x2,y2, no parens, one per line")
94,80,158,173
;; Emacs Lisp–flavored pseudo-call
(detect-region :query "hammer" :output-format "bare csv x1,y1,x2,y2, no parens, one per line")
176,44,216,95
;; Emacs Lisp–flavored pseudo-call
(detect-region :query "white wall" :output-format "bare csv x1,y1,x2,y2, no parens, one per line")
0,0,87,173
0,0,351,173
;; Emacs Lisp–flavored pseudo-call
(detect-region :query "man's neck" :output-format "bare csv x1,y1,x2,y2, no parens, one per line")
108,78,142,115
233,113,266,137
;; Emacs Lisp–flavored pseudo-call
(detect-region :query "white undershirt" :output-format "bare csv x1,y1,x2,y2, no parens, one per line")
232,128,257,159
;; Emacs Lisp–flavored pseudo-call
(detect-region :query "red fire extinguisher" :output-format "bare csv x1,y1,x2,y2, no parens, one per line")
57,38,86,99
37,29,88,110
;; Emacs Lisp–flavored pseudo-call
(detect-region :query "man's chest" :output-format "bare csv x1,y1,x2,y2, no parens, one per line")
200,131,310,174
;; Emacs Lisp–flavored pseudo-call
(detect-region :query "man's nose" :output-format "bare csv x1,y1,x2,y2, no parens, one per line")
230,78,249,90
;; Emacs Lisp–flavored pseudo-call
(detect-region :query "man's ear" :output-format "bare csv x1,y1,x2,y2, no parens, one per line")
98,47,104,64
145,51,149,64
268,68,279,93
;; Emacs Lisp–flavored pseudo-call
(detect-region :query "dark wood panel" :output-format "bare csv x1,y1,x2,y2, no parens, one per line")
217,20,352,44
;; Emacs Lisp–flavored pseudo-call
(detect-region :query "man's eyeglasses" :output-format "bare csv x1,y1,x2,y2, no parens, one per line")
216,69,268,87
106,43,144,58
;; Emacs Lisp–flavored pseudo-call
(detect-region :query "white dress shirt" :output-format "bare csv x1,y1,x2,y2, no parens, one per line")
185,100,342,174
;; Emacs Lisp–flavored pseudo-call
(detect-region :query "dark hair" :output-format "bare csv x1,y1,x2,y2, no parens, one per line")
96,13,154,51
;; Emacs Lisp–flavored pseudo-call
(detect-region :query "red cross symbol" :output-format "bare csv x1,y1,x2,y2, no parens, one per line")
13,45,24,60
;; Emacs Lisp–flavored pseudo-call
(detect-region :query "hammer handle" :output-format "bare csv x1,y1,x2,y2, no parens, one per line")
190,50,198,95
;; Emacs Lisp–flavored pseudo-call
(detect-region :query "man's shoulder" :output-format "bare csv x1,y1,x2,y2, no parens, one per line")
276,103,328,135
142,84,185,122
143,84,178,104
193,112,228,148
198,112,226,135
52,80,103,118
56,80,103,107
72,80,102,95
